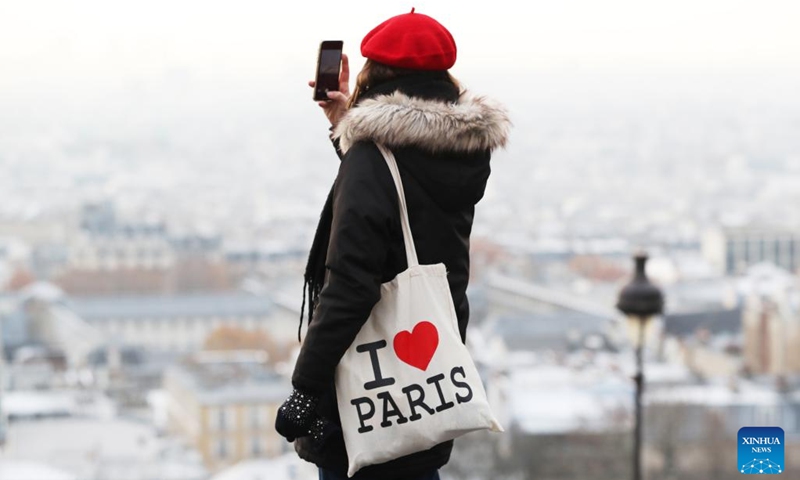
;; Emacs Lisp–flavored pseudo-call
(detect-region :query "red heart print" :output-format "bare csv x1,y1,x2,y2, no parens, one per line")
393,321,439,371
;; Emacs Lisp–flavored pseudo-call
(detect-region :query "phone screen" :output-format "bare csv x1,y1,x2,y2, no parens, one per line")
314,41,343,101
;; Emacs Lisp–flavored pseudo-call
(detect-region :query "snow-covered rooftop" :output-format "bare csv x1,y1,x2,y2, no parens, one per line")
0,461,76,480
645,383,789,407
0,416,207,480
506,364,633,435
210,455,317,480
2,390,76,419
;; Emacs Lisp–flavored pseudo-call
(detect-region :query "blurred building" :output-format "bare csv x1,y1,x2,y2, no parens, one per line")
0,214,67,251
743,297,800,376
66,293,280,353
644,381,800,478
738,263,800,376
57,202,175,294
0,293,8,447
7,282,104,370
224,243,306,286
0,461,78,480
477,273,625,367
84,343,173,410
662,308,743,378
490,361,634,480
5,345,69,391
481,312,619,356
209,454,318,480
484,272,619,321
52,201,235,295
0,237,34,290
703,226,800,276
170,233,231,293
162,351,292,473
0,399,208,480
1,290,31,358
1,283,297,399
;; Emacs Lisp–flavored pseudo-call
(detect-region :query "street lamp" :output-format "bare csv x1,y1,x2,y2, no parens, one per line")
616,252,664,480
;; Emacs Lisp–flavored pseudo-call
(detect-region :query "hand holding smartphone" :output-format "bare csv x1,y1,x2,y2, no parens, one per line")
313,41,344,101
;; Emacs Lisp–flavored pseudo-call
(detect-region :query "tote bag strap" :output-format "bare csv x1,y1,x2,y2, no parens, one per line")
376,143,420,268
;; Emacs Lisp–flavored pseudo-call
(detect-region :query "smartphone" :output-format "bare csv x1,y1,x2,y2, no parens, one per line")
313,40,343,101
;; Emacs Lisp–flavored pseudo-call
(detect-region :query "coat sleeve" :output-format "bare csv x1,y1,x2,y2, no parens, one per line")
292,142,396,393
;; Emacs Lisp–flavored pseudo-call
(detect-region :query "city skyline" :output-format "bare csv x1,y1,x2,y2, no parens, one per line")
2,3,800,479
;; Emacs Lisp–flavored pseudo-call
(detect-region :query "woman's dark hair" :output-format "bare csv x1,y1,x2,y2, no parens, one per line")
347,59,462,109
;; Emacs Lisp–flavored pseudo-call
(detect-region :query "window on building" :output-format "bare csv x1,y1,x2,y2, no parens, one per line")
755,406,777,426
217,438,228,459
725,240,736,274
251,436,262,456
216,407,227,431
250,406,262,428
743,238,751,263
773,239,781,264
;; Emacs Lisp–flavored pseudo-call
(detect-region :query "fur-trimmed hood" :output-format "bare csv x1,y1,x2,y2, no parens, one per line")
333,91,511,154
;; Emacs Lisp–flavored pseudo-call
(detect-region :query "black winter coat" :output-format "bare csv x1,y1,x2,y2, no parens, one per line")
291,74,510,479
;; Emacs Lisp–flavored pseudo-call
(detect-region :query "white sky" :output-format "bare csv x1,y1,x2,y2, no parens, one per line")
1,0,799,123
2,0,799,86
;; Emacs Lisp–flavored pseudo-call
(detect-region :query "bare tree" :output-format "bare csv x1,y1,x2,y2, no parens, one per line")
203,325,288,364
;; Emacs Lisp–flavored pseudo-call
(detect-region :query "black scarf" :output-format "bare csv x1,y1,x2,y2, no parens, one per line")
298,72,460,341
298,184,334,341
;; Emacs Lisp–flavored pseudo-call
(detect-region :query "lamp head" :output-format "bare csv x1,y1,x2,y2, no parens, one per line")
616,252,664,319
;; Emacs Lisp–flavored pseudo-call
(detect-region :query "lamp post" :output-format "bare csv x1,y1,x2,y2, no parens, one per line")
616,252,664,480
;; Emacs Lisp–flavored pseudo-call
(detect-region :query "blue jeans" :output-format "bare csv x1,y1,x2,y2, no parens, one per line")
319,469,440,480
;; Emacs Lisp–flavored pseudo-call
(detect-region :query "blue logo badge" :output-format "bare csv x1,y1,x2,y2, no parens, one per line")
738,427,784,474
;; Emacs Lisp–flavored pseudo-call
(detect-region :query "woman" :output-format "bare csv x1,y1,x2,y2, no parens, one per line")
275,9,510,480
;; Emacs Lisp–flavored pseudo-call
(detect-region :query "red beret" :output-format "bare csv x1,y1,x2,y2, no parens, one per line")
361,8,457,71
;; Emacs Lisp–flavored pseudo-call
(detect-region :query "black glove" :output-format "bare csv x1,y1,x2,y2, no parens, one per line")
308,417,329,442
305,416,340,453
275,389,321,442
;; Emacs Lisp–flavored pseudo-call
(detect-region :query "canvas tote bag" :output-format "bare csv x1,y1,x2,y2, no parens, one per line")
334,144,503,477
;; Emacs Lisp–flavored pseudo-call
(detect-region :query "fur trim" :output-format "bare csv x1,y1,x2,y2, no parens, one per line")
333,91,511,154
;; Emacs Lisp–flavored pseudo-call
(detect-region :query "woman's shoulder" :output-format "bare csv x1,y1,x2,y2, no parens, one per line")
335,141,395,193
333,90,510,156
339,141,385,174
342,140,381,159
